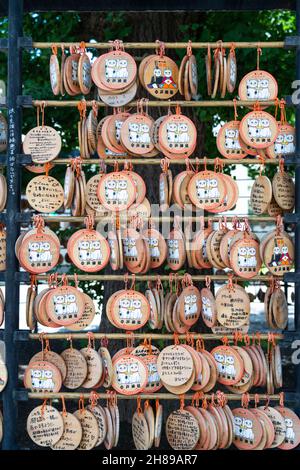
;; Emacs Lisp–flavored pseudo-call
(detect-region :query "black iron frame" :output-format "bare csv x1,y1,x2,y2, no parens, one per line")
1,0,300,450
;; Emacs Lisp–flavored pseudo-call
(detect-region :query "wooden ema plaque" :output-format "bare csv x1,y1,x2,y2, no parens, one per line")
98,81,137,107
227,48,237,93
111,354,148,395
166,409,199,450
177,285,201,327
264,234,294,276
272,170,295,211
159,114,196,157
275,407,300,450
166,229,186,271
211,345,244,385
232,408,263,450
29,350,67,381
46,285,85,326
111,290,150,330
24,360,62,393
26,175,64,213
87,404,107,446
230,237,262,279
97,171,136,212
142,228,167,269
78,53,92,95
80,347,103,388
49,50,60,96
143,55,179,99
216,283,250,328
68,293,95,331
51,412,83,450
23,126,62,164
92,50,137,90
86,175,109,215
132,351,162,393
61,348,88,389
200,287,217,328
27,405,64,447
157,345,193,387
258,406,286,448
122,228,144,270
132,410,150,450
67,228,110,272
19,231,60,274
239,110,278,149
73,408,99,450
120,114,154,155
217,121,247,159
188,170,226,210
250,175,272,214
238,70,278,102
266,124,295,159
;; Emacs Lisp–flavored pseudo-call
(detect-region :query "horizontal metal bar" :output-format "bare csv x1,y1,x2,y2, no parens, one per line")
32,99,279,108
283,213,299,224
32,41,285,50
26,332,283,341
18,37,33,50
284,36,300,48
284,272,300,282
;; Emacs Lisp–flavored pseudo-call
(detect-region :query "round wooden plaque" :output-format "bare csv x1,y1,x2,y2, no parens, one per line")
217,121,247,159
92,50,137,91
159,114,196,157
27,405,64,447
19,231,60,274
23,126,62,164
230,237,262,278
61,348,88,389
24,360,62,393
211,345,244,385
272,171,295,211
266,124,295,159
132,410,150,450
111,290,150,330
166,409,199,450
46,285,85,326
143,55,178,99
188,171,226,210
232,408,263,450
239,70,278,102
80,347,103,388
276,407,300,450
67,228,110,272
216,284,250,328
111,354,148,395
73,408,99,450
26,175,64,213
51,412,83,450
250,175,272,214
264,233,294,276
97,171,136,212
157,345,194,387
239,110,278,149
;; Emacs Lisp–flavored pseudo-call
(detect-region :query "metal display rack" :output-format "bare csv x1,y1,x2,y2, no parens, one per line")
1,0,300,450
